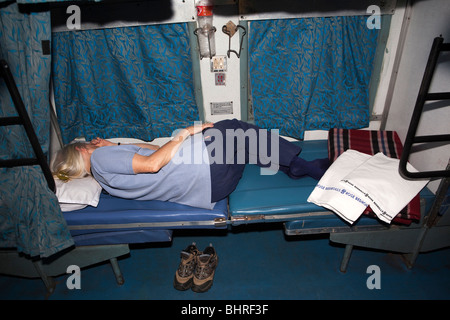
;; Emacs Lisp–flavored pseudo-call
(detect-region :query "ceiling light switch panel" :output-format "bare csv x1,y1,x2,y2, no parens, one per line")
211,56,227,72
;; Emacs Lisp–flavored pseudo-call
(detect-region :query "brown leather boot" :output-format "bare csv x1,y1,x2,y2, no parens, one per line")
173,243,199,291
192,244,218,293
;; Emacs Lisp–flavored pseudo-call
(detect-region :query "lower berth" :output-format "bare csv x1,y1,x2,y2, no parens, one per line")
65,193,228,246
229,138,444,272
0,194,228,293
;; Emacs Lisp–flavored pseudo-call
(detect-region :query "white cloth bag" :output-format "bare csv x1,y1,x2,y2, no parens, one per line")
307,150,371,224
340,152,429,223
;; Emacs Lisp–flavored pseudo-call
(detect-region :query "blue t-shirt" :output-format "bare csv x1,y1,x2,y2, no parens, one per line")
90,134,214,209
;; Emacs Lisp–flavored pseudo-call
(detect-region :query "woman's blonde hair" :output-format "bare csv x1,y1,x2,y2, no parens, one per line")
51,142,89,182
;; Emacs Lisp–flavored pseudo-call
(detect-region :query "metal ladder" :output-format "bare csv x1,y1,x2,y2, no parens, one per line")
399,36,449,227
399,36,450,265
0,59,55,192
399,36,450,180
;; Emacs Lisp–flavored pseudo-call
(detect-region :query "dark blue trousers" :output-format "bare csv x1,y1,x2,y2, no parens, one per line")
204,119,301,202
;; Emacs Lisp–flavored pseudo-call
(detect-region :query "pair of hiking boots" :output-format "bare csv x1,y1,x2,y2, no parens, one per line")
173,243,218,293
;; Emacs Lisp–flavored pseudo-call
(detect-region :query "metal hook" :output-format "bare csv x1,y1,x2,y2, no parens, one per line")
222,24,246,58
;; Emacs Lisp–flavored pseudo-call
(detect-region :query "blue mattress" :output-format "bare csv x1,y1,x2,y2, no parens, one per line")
229,140,329,220
229,140,435,233
64,193,228,246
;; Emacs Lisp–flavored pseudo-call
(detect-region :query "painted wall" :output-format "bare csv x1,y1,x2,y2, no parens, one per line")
198,2,242,123
385,0,450,192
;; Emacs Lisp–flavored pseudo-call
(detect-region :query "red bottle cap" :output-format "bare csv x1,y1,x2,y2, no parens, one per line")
196,5,213,16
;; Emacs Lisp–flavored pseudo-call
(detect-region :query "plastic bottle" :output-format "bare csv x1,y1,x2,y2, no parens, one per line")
196,0,216,58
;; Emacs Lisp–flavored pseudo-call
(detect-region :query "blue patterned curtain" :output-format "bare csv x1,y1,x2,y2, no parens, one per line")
52,23,199,144
0,2,74,257
0,4,52,158
249,16,379,139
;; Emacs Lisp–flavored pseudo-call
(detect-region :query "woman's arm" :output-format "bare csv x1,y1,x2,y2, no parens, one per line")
90,138,160,150
131,143,160,150
131,123,214,174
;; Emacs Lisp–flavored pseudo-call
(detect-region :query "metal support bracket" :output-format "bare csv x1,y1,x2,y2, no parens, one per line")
193,26,217,60
222,23,246,58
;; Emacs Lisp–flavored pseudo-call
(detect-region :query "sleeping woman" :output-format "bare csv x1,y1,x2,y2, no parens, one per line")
51,119,329,209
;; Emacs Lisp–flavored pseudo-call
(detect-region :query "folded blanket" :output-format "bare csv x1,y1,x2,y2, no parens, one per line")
307,150,371,224
340,153,429,224
328,128,403,163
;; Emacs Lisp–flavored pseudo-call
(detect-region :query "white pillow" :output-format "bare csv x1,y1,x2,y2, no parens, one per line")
55,176,102,212
307,150,371,224
340,152,429,224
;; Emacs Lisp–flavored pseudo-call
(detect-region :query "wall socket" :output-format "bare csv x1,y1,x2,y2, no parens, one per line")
215,73,226,86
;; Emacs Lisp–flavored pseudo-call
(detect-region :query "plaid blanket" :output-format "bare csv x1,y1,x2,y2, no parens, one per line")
328,128,421,225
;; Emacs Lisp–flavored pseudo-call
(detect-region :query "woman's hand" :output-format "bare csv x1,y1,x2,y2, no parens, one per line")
184,122,214,136
174,122,214,143
90,137,115,147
